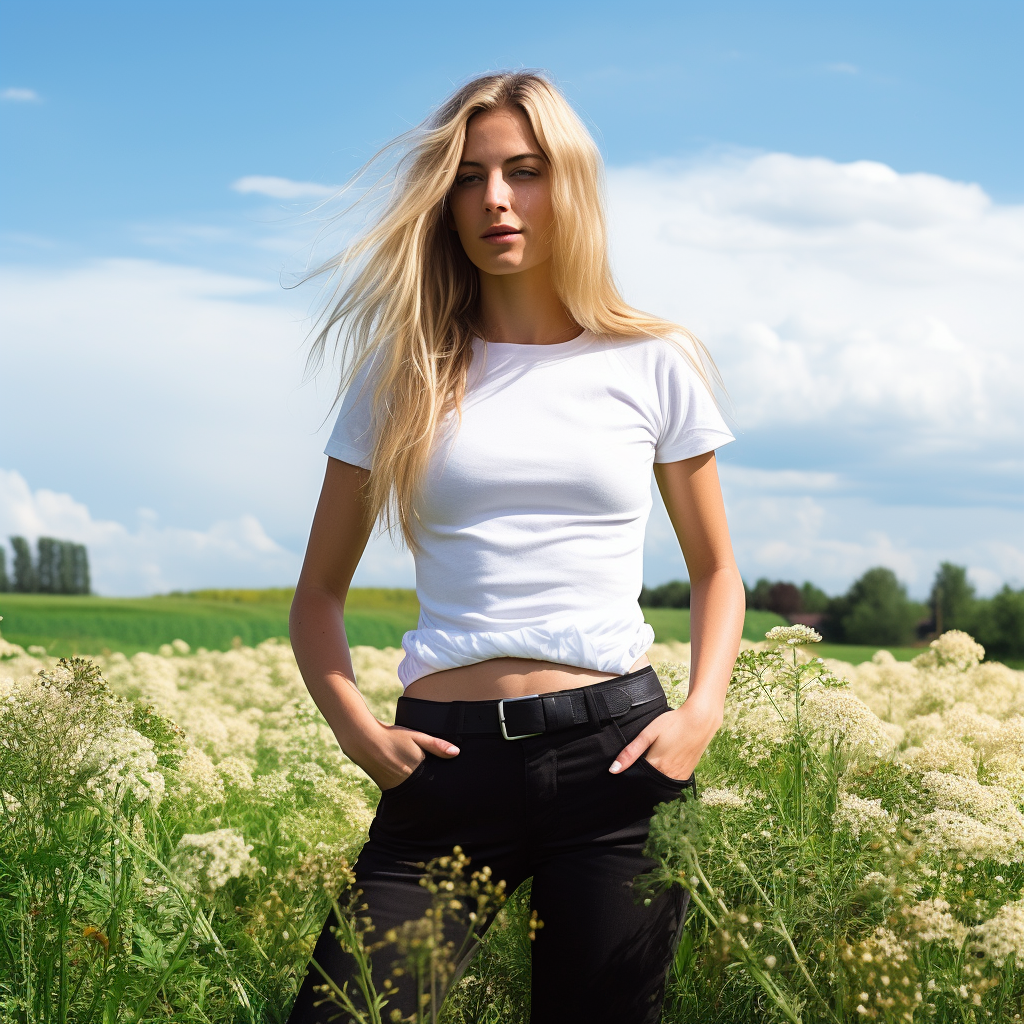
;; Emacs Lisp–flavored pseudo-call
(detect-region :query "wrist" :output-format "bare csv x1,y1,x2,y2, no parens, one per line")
333,709,387,759
677,692,724,733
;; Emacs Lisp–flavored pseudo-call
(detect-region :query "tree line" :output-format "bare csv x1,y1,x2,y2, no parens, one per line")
641,562,1024,658
0,537,91,595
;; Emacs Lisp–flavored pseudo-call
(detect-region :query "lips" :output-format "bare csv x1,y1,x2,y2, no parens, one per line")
482,225,521,240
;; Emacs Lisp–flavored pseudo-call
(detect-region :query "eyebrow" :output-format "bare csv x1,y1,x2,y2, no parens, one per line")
457,152,546,167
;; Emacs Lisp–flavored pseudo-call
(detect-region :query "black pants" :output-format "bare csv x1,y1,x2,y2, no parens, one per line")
288,668,694,1023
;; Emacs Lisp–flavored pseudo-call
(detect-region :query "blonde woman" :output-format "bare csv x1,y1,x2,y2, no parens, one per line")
287,71,745,1023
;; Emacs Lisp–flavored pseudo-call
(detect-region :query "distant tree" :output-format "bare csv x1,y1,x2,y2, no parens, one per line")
799,581,830,613
10,536,36,593
767,582,802,617
640,579,690,608
970,585,1024,660
37,537,59,593
930,562,976,634
0,546,8,592
838,567,918,646
747,578,772,611
70,543,91,595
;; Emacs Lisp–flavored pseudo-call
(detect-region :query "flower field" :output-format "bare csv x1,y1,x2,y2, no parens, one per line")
1,629,1023,1022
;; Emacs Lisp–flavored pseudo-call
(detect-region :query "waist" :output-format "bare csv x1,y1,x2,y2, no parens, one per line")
396,617,656,689
403,654,652,702
395,665,665,739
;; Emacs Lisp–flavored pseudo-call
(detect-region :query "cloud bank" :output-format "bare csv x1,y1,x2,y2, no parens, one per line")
611,153,1024,592
0,468,300,594
2,152,1021,596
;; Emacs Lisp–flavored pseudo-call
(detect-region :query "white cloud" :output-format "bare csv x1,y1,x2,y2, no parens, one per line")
1,87,41,102
608,154,1024,474
0,468,299,595
0,258,414,594
3,152,1022,597
643,470,1024,598
231,175,336,199
825,63,859,75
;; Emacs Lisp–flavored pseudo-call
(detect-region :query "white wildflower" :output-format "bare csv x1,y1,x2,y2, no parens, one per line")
929,631,985,672
700,787,748,810
903,899,969,946
170,638,191,655
918,809,1023,865
834,793,897,839
171,828,256,893
972,900,1024,966
171,747,225,807
765,624,821,646
901,736,977,778
253,770,293,806
802,689,897,754
86,725,165,807
217,756,255,791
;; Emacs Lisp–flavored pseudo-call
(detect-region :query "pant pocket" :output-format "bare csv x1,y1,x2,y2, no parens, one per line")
636,755,695,791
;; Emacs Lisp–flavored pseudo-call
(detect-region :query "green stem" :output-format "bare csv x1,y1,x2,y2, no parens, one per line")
130,911,200,1023
102,810,255,1021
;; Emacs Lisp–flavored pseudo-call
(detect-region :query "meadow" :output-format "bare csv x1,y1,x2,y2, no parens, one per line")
2,622,1022,1022
0,589,918,665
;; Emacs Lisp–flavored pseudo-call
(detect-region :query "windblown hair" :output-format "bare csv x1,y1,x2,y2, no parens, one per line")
309,70,721,548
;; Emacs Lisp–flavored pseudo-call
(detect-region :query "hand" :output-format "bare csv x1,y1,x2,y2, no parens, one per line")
609,702,721,782
347,721,460,791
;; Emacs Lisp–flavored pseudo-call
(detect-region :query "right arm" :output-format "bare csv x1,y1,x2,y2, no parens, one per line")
289,457,460,790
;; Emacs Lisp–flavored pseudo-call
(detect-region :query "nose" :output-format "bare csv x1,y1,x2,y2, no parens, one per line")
483,168,512,213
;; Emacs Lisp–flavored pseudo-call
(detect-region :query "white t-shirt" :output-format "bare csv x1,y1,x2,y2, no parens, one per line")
325,330,734,688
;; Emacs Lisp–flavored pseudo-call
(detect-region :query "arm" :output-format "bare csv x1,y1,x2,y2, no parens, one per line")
290,457,459,790
610,451,745,779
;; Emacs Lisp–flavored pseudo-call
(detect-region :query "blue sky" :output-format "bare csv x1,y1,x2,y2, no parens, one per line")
2,1,1022,597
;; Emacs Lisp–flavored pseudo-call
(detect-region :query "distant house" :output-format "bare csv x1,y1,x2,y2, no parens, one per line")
787,612,825,629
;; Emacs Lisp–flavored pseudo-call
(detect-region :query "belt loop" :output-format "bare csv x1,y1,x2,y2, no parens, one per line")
455,702,466,737
581,685,602,731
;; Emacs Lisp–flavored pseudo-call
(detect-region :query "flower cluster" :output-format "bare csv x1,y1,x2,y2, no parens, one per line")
171,828,257,893
834,793,897,839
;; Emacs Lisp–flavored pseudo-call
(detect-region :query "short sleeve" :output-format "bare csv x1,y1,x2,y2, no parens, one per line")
323,355,380,470
653,342,735,463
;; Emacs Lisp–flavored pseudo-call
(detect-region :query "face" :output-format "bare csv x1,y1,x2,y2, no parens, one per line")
447,106,555,277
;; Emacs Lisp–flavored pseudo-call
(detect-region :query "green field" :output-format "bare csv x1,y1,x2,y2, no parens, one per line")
643,607,789,645
0,590,924,664
643,608,923,663
0,589,419,657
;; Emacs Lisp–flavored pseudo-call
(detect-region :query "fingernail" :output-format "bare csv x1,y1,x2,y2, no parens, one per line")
448,745,460,755
609,761,622,774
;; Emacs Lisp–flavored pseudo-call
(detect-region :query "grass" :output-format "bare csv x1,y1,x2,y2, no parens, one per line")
1,590,926,665
0,589,419,657
643,607,790,645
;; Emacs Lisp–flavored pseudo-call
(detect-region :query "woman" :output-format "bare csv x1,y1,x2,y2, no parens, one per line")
287,71,745,1023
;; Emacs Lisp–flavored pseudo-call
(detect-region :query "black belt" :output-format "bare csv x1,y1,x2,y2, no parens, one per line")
393,666,664,740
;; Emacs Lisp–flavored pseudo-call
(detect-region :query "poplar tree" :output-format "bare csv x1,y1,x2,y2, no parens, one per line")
70,543,91,595
0,547,8,591
37,537,59,593
10,537,37,592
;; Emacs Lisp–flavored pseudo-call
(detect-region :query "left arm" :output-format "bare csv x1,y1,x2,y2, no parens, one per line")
610,451,745,779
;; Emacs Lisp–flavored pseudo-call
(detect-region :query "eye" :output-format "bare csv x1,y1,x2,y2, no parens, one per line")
510,167,540,179
455,172,483,186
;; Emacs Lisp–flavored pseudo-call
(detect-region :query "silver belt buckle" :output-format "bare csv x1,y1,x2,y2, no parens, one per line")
497,694,543,740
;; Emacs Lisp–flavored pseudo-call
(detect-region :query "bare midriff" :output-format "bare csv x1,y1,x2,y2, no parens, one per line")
402,654,652,702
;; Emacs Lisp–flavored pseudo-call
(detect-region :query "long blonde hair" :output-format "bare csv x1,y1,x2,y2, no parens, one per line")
309,70,721,548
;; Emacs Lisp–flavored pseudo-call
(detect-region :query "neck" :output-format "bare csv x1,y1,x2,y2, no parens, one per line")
476,260,580,345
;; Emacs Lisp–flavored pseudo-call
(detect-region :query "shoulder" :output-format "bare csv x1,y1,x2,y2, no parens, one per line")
592,332,705,383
